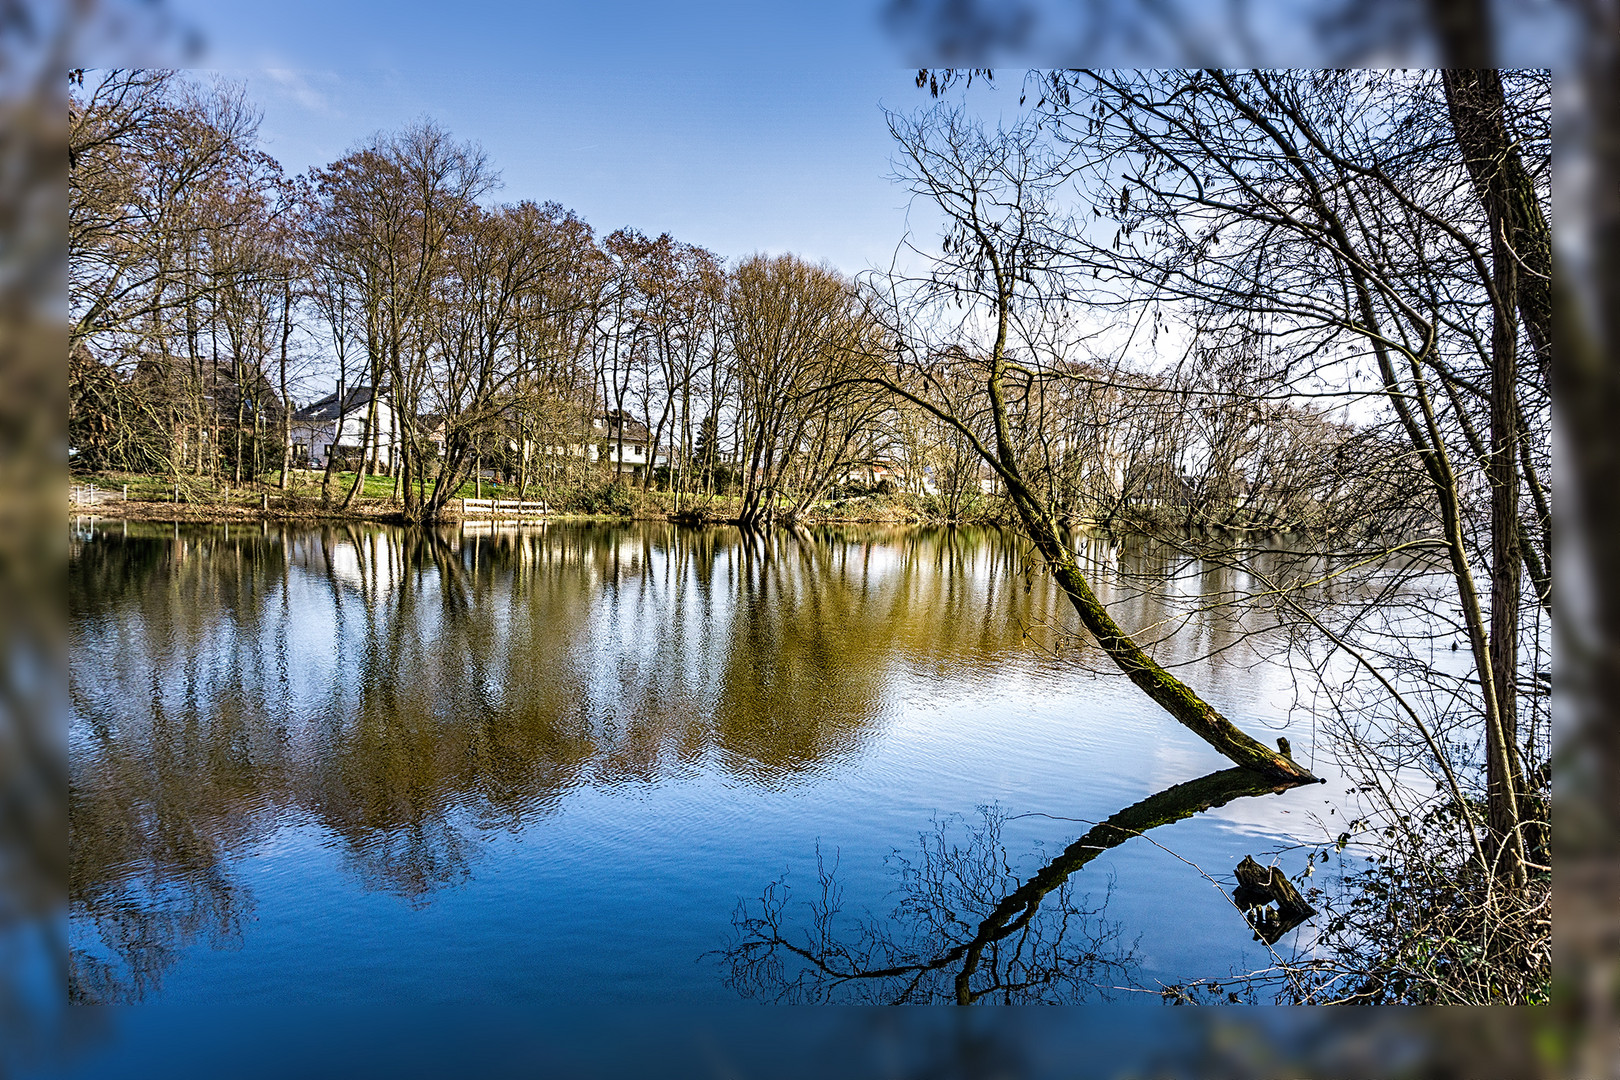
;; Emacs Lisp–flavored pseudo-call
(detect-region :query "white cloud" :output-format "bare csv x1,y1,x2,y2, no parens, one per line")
263,67,335,114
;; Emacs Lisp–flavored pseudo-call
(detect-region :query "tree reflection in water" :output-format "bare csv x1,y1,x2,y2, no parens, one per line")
719,769,1314,1004
69,521,1325,1004
71,522,1050,1001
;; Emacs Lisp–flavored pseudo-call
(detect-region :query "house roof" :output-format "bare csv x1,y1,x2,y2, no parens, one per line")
293,385,383,423
121,355,287,421
597,410,653,442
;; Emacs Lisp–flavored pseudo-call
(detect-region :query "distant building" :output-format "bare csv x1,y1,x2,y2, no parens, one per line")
585,410,666,478
70,343,289,472
289,395,669,479
525,408,667,478
417,413,448,458
290,385,403,470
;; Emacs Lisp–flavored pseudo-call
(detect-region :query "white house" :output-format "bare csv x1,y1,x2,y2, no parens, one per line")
290,386,403,471
584,410,667,477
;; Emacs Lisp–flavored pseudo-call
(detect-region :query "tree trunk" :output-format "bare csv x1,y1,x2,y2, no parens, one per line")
1443,68,1534,885
278,278,293,490
341,388,378,511
1442,69,1551,392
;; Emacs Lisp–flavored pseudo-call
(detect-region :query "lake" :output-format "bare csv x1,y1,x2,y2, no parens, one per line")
68,519,1350,1004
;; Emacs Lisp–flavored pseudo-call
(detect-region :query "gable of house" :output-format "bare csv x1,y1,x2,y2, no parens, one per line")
292,385,386,424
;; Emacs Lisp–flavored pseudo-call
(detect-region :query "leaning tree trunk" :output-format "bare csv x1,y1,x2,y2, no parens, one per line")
978,250,1315,785
1006,483,1317,782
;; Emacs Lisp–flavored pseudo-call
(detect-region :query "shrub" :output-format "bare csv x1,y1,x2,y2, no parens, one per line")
561,478,634,516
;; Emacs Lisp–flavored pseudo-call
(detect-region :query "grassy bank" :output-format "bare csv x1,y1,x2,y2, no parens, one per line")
67,471,981,527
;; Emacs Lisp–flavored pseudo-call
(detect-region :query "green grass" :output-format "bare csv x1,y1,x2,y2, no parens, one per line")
319,471,525,501
76,469,757,520
75,468,527,505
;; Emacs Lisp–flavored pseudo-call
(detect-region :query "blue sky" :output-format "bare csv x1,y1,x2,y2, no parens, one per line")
99,0,1573,280
169,0,958,276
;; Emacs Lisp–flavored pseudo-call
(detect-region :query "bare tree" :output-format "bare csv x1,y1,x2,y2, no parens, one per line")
505,202,604,503
69,70,268,481
1040,68,1547,883
417,201,590,521
308,121,494,513
727,254,888,530
876,104,1315,783
879,68,1549,999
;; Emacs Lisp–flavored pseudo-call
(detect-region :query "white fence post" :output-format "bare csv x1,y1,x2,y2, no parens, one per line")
457,497,549,518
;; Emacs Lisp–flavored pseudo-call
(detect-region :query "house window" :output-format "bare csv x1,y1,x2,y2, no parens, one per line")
633,443,644,456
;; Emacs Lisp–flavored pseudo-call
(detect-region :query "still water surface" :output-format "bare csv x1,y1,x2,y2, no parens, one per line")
68,520,1344,1003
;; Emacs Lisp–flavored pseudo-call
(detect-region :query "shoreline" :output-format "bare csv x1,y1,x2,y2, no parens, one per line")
68,481,1317,535
67,499,1317,538
66,499,945,528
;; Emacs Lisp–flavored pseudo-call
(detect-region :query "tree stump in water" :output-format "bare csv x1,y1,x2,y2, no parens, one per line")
1233,855,1317,945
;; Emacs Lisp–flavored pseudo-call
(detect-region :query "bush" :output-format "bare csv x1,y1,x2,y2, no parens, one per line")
561,478,634,516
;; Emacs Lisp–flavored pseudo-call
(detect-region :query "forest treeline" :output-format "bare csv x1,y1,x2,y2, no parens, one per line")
72,68,1416,534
